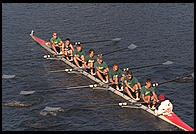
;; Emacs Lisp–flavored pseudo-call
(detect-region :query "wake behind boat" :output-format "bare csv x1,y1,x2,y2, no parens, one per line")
29,30,193,131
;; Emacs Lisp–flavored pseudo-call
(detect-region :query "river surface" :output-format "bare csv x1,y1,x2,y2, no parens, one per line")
2,3,194,131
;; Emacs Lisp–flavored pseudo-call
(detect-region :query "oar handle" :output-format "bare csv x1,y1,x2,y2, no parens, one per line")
118,102,128,106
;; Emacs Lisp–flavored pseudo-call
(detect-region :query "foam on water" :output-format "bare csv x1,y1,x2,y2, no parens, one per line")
40,106,64,116
2,74,16,79
191,72,194,78
128,43,137,50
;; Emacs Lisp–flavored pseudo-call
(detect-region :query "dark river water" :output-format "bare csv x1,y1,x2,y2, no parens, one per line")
2,3,194,131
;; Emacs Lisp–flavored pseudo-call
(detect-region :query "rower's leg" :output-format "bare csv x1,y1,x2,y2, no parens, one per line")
73,56,81,67
61,43,65,54
89,62,94,75
52,43,58,54
81,55,85,68
105,74,109,83
137,82,142,90
69,50,73,61
124,87,135,99
133,84,139,99
96,71,104,82
103,68,109,82
144,96,151,108
114,76,119,89
65,51,69,60
151,96,156,110
120,74,125,89
151,96,156,105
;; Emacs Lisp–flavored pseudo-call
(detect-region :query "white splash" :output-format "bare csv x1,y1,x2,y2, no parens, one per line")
2,74,16,79
112,38,121,41
191,72,194,78
44,106,64,112
162,61,174,65
128,44,137,50
40,106,64,116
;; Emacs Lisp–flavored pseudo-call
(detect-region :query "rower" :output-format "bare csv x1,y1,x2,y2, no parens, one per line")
123,71,141,101
50,32,64,54
84,49,97,75
140,78,159,110
94,54,109,84
64,38,74,61
108,62,125,91
73,42,85,68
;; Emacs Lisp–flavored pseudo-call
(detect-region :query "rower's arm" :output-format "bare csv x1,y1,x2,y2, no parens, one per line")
152,91,159,102
75,55,82,61
97,67,104,74
96,66,101,72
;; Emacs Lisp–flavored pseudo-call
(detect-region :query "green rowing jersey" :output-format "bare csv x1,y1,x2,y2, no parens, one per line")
94,61,108,72
50,37,62,45
74,49,85,58
123,76,138,88
140,86,155,98
85,55,97,63
109,69,123,79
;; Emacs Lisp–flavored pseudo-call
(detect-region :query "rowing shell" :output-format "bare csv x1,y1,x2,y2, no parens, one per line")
30,30,194,131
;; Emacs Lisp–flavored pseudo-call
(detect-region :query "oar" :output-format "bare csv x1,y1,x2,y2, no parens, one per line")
14,66,86,78
2,54,61,64
127,61,174,70
152,72,194,87
74,38,121,45
65,102,129,111
102,43,137,56
3,55,45,63
14,68,75,78
20,84,99,95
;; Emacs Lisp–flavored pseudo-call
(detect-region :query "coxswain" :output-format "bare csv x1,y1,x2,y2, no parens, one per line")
123,71,141,101
94,54,109,83
108,62,125,91
73,42,85,68
50,32,64,54
84,49,97,75
140,78,159,110
64,38,74,61
155,94,173,115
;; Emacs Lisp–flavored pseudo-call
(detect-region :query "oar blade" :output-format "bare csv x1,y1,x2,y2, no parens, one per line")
112,38,121,41
162,61,174,65
20,90,35,95
191,72,194,78
128,43,137,50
